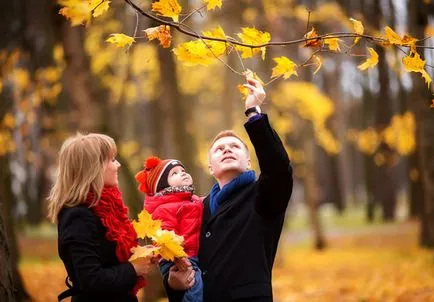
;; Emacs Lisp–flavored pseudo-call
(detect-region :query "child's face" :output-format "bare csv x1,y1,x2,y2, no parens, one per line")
167,165,193,187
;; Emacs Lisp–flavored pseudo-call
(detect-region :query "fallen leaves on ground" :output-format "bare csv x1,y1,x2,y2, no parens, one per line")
19,221,434,301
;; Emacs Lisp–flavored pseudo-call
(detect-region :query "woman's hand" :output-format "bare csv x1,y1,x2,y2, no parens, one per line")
168,265,195,290
130,256,157,277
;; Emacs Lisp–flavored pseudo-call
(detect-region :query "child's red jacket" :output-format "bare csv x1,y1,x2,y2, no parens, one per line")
144,192,203,257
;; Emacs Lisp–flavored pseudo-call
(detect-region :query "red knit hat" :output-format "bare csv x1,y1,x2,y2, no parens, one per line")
135,156,184,195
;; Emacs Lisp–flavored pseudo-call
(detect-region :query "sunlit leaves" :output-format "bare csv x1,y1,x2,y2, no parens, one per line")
313,55,323,74
152,230,188,261
271,57,298,79
384,26,417,52
236,27,271,59
324,37,341,51
356,127,380,155
144,25,172,48
402,51,432,87
106,33,135,48
272,82,340,154
358,48,379,70
303,27,322,48
90,0,110,17
152,0,182,22
349,18,364,45
58,0,110,26
132,209,186,261
133,209,162,239
203,0,222,10
129,246,160,261
173,26,227,66
382,112,415,156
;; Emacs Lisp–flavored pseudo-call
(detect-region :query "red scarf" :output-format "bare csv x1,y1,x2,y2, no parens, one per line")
86,186,146,295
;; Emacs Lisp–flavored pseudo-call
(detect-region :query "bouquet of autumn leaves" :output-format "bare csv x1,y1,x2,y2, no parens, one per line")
129,209,187,262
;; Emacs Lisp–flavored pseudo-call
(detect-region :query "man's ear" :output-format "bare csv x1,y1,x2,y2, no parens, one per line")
208,164,214,175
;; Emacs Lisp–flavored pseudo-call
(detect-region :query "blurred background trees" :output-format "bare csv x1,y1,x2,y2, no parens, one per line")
0,0,433,301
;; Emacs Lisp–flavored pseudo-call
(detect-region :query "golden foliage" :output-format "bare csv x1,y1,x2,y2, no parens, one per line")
384,26,417,52
402,51,432,88
106,33,135,48
382,112,416,156
358,47,379,70
236,27,271,59
355,127,380,155
313,55,322,74
129,246,160,261
151,0,182,22
324,37,341,52
143,25,172,48
272,82,340,154
303,27,322,48
349,18,364,45
152,229,188,261
58,0,110,26
173,26,227,66
133,209,162,239
271,56,298,79
203,0,222,10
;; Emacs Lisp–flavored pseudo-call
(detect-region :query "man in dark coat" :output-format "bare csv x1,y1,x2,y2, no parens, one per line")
165,78,293,301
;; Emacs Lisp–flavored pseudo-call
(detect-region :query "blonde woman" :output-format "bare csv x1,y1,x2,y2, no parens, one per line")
47,133,153,302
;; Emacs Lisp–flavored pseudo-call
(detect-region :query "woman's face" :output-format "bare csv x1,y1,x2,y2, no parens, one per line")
103,156,121,186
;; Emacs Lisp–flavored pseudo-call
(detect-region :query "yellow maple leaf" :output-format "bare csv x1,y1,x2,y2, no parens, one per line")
132,209,162,239
89,0,110,17
384,26,403,44
144,25,172,48
202,26,227,57
313,55,322,74
237,69,265,99
106,33,135,48
203,0,222,10
152,0,182,22
324,37,341,51
173,26,226,66
358,47,379,70
58,0,92,26
384,26,418,52
304,27,322,48
402,51,432,87
349,18,364,45
152,229,187,261
129,245,160,261
236,27,271,59
271,56,298,79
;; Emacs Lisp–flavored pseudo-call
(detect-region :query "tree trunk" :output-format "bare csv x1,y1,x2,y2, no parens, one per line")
407,0,434,247
0,208,18,302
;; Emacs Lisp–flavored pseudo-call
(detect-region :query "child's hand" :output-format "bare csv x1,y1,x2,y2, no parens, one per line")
174,257,192,272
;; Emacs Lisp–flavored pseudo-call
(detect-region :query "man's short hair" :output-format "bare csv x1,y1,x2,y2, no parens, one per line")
210,130,249,152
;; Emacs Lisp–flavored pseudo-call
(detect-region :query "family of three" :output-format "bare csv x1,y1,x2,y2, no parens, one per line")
47,79,293,302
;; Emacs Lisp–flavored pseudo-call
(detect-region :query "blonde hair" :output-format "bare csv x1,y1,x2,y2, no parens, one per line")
47,133,117,223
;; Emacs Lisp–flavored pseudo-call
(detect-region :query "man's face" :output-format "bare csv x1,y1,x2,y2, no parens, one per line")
208,136,251,180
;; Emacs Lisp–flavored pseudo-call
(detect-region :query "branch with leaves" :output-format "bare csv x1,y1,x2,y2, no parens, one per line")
58,0,433,98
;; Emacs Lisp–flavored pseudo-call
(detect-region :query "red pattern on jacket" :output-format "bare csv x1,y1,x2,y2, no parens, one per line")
144,192,203,257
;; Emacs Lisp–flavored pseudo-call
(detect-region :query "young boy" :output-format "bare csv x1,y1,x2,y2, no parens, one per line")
135,156,203,302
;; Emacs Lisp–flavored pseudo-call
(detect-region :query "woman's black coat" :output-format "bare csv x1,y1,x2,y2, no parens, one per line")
57,205,138,301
